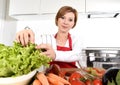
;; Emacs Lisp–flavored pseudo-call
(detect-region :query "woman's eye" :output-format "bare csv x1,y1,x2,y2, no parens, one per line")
61,16,65,19
60,16,74,22
69,19,73,22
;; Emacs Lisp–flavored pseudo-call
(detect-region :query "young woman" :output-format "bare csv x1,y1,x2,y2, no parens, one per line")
15,6,84,68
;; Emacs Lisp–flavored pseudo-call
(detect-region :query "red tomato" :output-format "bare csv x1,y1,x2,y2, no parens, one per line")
85,79,92,85
70,80,85,85
93,79,102,85
69,71,84,83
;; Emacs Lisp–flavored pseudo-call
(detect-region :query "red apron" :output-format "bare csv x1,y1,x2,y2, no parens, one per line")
50,33,77,68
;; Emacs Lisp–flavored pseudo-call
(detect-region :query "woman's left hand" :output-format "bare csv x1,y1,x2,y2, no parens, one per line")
36,44,56,60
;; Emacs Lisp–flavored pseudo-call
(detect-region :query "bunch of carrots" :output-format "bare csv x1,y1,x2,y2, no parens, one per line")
32,72,71,85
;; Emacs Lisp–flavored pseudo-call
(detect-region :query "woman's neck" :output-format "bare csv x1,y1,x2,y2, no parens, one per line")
57,32,68,38
56,32,69,46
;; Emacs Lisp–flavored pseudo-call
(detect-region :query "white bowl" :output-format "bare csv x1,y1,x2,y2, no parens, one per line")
0,70,36,85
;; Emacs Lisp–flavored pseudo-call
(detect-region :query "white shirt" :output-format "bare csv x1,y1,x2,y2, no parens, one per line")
54,34,84,62
34,32,86,66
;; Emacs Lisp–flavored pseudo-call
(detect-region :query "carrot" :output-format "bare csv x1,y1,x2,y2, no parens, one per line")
37,72,49,85
47,76,64,85
32,79,42,85
47,73,71,85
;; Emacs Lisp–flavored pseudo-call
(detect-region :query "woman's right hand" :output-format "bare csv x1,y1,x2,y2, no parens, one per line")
36,44,56,60
15,29,35,46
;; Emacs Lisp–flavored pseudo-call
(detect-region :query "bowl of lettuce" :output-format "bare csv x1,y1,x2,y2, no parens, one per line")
0,42,51,85
0,70,36,85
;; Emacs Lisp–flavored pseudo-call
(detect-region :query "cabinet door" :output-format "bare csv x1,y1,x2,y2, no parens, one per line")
86,0,120,13
40,0,85,14
9,0,40,15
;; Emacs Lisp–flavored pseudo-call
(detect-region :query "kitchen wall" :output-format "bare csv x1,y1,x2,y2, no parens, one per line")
0,0,17,46
1,0,120,47
16,14,120,47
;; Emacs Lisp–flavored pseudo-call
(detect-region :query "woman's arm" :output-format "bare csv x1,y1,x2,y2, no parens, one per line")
35,34,85,64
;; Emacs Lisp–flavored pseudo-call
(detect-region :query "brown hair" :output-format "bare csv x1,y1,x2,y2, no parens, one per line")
55,6,78,28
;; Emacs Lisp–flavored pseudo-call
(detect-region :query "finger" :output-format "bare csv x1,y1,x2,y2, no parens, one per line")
27,29,35,44
29,32,35,44
23,33,29,45
35,44,49,53
20,33,26,46
35,44,48,49
40,44,50,50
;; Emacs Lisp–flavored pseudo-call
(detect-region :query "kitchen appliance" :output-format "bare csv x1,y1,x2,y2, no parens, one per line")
83,47,120,69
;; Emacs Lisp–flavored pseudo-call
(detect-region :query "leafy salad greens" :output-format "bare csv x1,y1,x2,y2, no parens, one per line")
0,42,52,77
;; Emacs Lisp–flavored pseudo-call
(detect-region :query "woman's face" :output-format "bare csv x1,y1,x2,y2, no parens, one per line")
57,12,75,33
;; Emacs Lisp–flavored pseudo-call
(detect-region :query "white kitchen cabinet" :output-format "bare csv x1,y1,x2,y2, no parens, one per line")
9,0,40,15
9,0,120,19
9,0,85,20
86,0,120,13
40,0,85,14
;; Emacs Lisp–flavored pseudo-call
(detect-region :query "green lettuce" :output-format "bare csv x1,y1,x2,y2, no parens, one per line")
0,42,51,77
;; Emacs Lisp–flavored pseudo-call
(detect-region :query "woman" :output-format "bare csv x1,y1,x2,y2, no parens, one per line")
16,6,84,68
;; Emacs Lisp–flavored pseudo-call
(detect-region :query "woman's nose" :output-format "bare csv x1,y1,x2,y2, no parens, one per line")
63,19,69,24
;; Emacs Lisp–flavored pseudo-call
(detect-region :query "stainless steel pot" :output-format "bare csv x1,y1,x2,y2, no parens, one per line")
83,47,120,69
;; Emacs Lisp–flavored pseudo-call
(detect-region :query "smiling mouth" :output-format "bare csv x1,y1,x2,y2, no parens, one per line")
62,25,68,29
